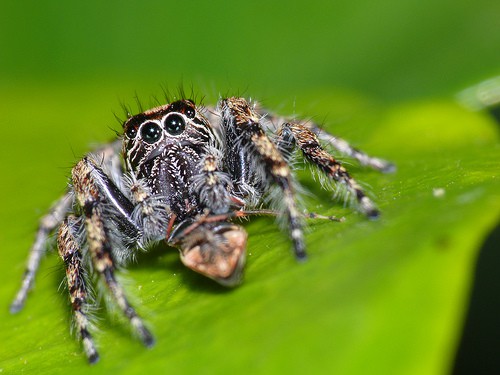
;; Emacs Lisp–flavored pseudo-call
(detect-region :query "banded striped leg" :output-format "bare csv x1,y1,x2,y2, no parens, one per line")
260,112,395,173
191,151,234,214
278,122,380,218
58,215,98,363
315,129,395,173
10,193,73,313
71,158,154,349
221,98,306,259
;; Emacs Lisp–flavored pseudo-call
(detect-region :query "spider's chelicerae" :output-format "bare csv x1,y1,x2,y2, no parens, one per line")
11,96,394,363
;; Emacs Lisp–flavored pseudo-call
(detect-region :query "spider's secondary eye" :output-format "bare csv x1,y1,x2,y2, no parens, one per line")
163,114,186,135
125,126,137,139
140,122,162,144
185,106,195,119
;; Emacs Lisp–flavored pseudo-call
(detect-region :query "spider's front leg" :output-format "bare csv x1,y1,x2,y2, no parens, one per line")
277,122,380,218
190,148,235,215
71,157,154,354
221,97,307,259
57,215,99,363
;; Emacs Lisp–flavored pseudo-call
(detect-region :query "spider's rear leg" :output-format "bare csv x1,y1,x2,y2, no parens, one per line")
277,122,380,218
58,215,99,364
72,157,154,348
315,130,395,173
260,111,395,173
221,97,306,259
10,193,73,313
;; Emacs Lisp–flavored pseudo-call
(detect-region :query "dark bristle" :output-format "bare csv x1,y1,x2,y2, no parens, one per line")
133,91,144,113
150,94,162,107
119,102,133,119
113,112,123,125
106,124,121,137
177,83,186,101
160,84,172,103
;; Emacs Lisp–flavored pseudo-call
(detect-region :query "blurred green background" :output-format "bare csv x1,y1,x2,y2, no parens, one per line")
2,0,499,97
1,0,499,374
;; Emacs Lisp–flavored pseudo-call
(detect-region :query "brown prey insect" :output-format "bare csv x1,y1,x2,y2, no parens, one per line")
10,96,394,363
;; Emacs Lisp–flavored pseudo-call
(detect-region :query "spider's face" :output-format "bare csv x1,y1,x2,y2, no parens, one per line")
121,99,216,175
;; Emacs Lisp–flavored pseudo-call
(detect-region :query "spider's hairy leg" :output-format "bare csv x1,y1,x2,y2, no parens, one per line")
221,97,307,259
316,129,395,173
58,215,99,364
10,193,73,313
261,111,395,173
126,176,171,245
190,149,234,215
71,157,154,348
94,139,126,184
278,122,380,218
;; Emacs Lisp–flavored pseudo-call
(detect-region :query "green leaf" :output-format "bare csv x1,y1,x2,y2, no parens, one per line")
1,0,499,374
0,84,498,375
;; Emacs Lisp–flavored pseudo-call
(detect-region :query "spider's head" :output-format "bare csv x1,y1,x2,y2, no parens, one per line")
172,221,247,287
121,99,215,175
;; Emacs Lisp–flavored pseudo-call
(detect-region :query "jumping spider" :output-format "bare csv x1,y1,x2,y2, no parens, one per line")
11,96,394,363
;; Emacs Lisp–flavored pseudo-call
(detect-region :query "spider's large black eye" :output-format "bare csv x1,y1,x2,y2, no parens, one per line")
163,114,186,135
140,122,162,144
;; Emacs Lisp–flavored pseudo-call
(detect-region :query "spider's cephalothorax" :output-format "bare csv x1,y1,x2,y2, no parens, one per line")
10,96,394,363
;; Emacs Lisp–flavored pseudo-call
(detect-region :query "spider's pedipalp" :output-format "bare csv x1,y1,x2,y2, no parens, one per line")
189,147,234,215
172,219,247,287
